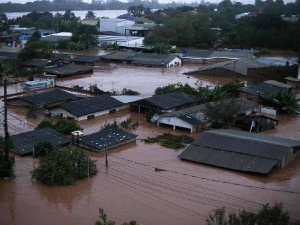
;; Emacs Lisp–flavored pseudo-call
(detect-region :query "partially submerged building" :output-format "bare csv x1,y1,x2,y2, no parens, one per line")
78,128,137,152
130,92,199,113
51,95,124,121
10,127,70,156
44,63,93,77
7,89,80,108
179,129,300,175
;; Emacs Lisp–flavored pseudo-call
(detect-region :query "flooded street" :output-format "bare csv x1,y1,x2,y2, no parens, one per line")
0,64,300,225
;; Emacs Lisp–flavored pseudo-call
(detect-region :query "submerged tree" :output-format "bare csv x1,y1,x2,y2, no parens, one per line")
95,207,138,225
259,89,300,114
32,148,97,185
206,203,297,225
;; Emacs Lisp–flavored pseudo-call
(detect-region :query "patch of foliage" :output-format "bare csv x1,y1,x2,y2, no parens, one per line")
54,117,82,135
32,147,97,186
101,119,139,130
154,82,198,95
101,42,119,50
220,79,245,98
259,89,300,114
26,104,45,119
90,84,105,95
145,133,194,149
34,141,55,157
204,98,242,128
95,207,138,225
120,118,139,130
206,203,298,225
122,88,140,95
37,118,81,135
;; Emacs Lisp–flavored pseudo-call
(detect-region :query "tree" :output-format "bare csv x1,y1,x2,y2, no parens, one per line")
95,207,138,225
259,89,300,114
54,117,81,135
32,148,97,185
85,10,96,19
34,141,55,157
204,98,242,128
206,203,296,225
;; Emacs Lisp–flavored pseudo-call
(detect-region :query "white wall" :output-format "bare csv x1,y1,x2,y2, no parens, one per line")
51,107,120,121
100,19,135,35
167,57,182,67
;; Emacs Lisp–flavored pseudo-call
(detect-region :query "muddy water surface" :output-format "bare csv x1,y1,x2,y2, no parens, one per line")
0,65,300,225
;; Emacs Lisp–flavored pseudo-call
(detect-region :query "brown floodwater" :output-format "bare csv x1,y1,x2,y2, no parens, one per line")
0,64,300,225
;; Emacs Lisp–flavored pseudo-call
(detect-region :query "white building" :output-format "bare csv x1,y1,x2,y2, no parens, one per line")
100,18,135,35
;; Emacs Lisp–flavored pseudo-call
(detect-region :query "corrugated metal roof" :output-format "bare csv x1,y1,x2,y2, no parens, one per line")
58,95,123,117
72,55,101,63
239,82,285,96
178,129,300,174
79,128,137,152
179,146,277,174
208,129,300,148
10,127,70,156
44,63,93,76
193,132,290,160
145,92,197,110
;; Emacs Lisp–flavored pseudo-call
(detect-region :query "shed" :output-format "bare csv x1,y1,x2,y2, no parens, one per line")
71,55,101,66
78,128,137,152
10,127,70,156
237,114,279,132
130,53,181,67
6,89,80,108
130,92,199,113
179,129,300,175
239,80,292,102
51,95,124,121
44,63,93,77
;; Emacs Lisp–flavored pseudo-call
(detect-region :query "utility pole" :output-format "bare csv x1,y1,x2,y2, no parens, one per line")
3,79,9,162
105,144,108,168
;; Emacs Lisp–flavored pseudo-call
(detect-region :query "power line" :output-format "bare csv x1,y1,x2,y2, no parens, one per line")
109,155,300,195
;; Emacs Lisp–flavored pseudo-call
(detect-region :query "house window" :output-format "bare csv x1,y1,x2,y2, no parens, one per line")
87,115,95,119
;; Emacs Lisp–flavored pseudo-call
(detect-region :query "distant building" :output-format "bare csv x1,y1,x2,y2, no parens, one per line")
100,18,135,35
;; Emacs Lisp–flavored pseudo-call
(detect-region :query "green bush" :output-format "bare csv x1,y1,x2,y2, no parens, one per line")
32,148,97,185
34,141,55,157
36,119,54,129
122,88,140,95
54,117,81,135
145,133,194,149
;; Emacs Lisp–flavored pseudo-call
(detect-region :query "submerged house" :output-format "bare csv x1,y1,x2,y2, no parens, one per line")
10,127,70,156
239,80,293,102
44,63,93,77
51,95,124,121
179,129,300,175
78,128,137,152
157,98,259,133
6,89,80,109
130,92,199,113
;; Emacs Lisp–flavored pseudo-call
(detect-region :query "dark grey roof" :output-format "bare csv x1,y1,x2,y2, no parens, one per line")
207,129,300,148
79,128,137,152
52,53,71,61
44,63,93,76
181,50,213,59
8,89,80,107
101,51,137,61
130,53,177,65
145,92,197,110
179,145,277,174
159,97,258,122
72,55,101,63
21,59,53,67
58,95,123,117
179,129,300,174
240,82,287,96
10,127,70,156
